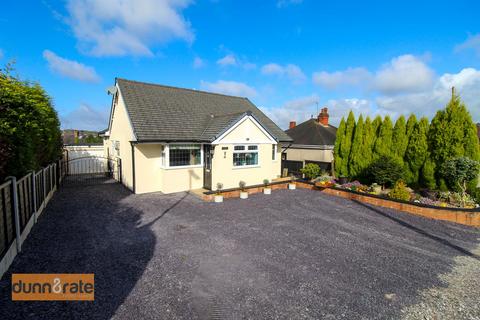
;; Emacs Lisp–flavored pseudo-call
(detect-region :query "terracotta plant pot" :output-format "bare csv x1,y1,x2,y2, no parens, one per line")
240,191,248,199
263,188,271,195
214,195,223,203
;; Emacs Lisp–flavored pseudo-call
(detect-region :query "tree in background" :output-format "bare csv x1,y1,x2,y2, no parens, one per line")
0,62,62,179
405,114,417,140
404,117,429,185
392,115,408,165
348,115,364,177
333,118,346,177
373,115,393,158
334,111,355,177
428,91,480,187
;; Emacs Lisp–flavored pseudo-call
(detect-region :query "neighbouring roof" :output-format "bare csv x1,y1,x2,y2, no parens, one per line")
285,119,337,146
115,78,292,142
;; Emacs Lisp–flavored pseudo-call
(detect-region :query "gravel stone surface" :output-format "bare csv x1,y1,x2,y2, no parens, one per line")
0,179,479,319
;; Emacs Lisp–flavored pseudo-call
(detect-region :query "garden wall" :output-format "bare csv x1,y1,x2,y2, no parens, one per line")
295,181,480,227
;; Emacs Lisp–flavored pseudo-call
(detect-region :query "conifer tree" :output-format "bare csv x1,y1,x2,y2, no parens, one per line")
333,118,346,177
348,115,364,177
421,157,437,189
392,115,408,164
428,90,480,187
404,117,429,185
405,114,417,140
373,116,393,158
335,111,356,176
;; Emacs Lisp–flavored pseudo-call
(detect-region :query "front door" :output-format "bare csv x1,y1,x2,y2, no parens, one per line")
203,145,212,190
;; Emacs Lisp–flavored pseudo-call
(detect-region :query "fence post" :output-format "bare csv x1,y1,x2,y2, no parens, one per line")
53,163,57,189
43,168,47,203
31,171,37,223
6,176,22,253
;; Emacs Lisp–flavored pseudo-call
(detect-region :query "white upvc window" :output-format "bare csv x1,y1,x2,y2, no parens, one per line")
233,144,259,167
164,143,203,168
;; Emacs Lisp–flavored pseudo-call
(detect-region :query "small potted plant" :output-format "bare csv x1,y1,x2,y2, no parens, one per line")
288,174,296,190
263,179,271,195
239,181,248,199
214,183,224,203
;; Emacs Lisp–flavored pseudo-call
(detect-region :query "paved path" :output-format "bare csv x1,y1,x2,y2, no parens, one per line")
0,181,479,319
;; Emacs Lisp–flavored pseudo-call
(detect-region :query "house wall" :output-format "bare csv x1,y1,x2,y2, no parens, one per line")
134,143,204,194
105,90,135,190
211,117,281,189
285,147,333,163
64,145,104,159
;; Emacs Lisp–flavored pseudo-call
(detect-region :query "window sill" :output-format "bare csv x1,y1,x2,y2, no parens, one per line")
232,165,261,169
165,164,203,170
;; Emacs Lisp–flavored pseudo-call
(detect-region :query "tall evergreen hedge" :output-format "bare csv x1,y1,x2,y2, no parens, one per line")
0,63,62,179
333,91,480,191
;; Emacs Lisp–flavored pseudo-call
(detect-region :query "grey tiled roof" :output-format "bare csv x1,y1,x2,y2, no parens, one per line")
116,78,292,142
285,119,337,146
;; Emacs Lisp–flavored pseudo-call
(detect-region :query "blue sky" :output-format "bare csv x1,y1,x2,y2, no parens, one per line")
1,0,479,130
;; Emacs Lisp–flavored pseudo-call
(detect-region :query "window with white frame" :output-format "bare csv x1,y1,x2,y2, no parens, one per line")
272,144,277,160
169,144,201,167
233,145,258,167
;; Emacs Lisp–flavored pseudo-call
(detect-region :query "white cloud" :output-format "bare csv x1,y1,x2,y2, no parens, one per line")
376,68,480,121
43,50,100,83
65,0,194,57
312,54,434,95
374,54,435,95
61,103,109,130
277,0,303,8
261,63,306,83
455,33,480,57
312,67,371,89
261,94,319,129
200,80,257,98
193,57,205,69
217,54,237,66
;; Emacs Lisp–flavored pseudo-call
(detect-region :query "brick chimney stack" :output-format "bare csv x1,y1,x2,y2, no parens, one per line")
289,121,296,129
317,107,329,126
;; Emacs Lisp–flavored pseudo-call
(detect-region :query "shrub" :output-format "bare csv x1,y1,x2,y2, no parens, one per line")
239,181,246,191
367,156,404,187
388,181,411,201
263,179,270,187
300,163,321,180
439,157,479,193
216,183,223,195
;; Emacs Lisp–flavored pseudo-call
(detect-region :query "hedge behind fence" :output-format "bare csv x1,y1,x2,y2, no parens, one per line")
0,63,62,180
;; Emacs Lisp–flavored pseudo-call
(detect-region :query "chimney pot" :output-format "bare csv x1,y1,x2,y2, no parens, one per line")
317,107,329,126
289,121,296,129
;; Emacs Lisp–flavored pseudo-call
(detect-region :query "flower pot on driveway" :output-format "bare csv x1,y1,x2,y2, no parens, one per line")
263,188,271,195
240,191,248,199
214,195,223,203
288,183,296,190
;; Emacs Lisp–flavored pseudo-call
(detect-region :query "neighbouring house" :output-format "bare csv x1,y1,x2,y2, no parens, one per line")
282,108,337,176
103,78,292,194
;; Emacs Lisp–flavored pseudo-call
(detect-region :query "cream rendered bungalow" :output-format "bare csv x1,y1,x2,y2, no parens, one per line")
103,78,293,194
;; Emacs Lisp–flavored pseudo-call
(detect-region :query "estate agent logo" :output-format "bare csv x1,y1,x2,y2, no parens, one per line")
12,274,94,301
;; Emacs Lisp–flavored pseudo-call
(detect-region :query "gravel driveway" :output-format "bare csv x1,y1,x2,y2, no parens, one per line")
0,180,479,319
